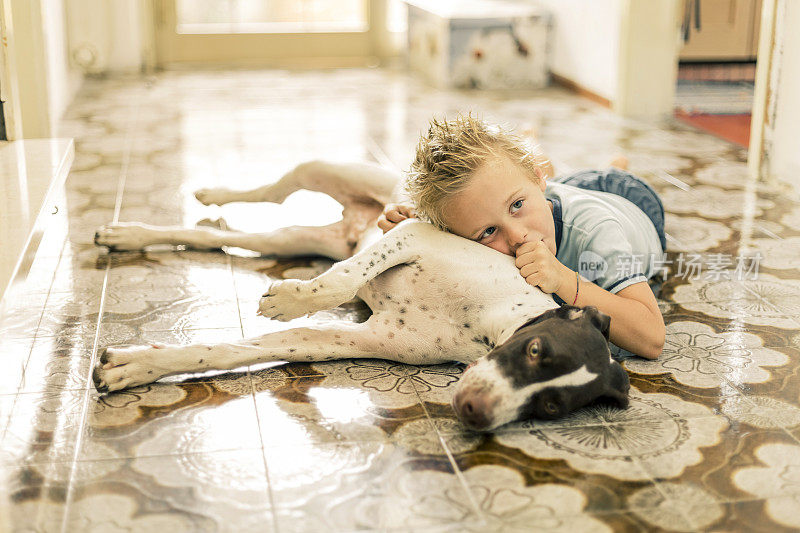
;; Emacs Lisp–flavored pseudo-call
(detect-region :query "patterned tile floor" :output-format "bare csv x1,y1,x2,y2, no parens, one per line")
1,68,800,532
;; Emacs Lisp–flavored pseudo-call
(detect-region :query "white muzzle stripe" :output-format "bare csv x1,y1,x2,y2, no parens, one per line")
519,364,598,397
487,363,599,428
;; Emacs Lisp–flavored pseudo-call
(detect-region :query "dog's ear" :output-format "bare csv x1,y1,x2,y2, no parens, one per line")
584,306,611,340
598,361,630,408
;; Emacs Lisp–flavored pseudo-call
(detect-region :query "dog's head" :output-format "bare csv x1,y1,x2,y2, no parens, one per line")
452,305,629,431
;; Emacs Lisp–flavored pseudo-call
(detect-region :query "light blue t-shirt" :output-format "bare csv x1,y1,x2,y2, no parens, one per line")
546,181,665,294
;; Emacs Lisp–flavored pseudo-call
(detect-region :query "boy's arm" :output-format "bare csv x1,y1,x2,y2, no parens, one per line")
516,230,664,359
554,272,665,359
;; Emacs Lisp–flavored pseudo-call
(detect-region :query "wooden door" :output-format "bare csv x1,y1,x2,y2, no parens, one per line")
680,0,761,60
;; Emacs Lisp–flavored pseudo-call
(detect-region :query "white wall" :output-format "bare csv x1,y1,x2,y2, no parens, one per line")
65,0,147,74
536,0,622,101
770,0,800,189
3,0,82,138
107,0,146,72
2,0,147,139
41,0,82,133
615,0,681,118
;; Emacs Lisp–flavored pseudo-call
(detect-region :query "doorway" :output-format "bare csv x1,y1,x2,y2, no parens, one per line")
673,0,762,148
153,0,390,66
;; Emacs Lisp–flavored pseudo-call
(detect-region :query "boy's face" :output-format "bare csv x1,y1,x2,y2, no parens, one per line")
442,155,556,257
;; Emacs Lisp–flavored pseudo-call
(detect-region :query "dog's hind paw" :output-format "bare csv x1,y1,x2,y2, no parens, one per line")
257,279,315,321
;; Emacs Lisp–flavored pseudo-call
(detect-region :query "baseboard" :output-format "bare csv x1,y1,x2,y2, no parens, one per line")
550,73,611,108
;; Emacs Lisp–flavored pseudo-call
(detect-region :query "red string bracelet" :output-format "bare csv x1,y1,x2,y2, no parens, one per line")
572,271,580,305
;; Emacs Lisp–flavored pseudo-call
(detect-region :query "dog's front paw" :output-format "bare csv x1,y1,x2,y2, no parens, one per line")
194,187,232,206
94,223,156,251
257,279,314,321
92,345,166,392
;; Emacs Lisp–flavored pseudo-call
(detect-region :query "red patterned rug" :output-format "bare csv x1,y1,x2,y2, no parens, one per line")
675,111,751,148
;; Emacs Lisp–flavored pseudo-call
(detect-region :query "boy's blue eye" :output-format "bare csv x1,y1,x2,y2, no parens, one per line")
480,227,497,239
511,199,524,211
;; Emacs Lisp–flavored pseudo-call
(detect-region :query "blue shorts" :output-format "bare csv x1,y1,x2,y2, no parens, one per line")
553,168,667,252
554,168,666,361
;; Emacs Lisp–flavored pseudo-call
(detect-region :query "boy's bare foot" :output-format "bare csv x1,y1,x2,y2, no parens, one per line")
520,125,557,179
521,125,538,140
609,154,629,170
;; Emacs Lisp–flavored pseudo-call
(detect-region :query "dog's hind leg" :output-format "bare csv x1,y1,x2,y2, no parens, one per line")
195,160,400,208
92,315,437,392
95,220,357,260
257,220,431,320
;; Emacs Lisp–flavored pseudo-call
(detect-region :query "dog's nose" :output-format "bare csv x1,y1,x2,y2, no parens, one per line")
453,391,492,431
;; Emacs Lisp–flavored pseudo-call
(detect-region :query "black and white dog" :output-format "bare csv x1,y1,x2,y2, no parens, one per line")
93,160,629,431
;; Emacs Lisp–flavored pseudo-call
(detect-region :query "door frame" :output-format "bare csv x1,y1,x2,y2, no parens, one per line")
618,0,781,184
0,0,21,140
0,0,48,139
748,0,781,182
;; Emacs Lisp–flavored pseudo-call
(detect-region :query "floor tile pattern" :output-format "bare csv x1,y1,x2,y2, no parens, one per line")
1,68,800,531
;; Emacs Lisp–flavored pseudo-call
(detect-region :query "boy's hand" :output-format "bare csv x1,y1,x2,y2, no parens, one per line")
377,203,416,233
515,241,570,294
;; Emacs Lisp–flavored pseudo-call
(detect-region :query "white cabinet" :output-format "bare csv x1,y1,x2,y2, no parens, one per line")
406,0,551,89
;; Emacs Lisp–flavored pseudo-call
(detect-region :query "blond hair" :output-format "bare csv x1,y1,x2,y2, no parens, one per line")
405,114,548,231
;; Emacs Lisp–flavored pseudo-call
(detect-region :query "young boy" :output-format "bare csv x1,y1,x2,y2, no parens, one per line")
378,115,666,360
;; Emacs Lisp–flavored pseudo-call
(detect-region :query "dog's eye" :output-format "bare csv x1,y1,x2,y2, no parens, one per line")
528,339,540,358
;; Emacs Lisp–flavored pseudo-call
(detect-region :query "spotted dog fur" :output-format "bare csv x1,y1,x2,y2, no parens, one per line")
93,160,628,430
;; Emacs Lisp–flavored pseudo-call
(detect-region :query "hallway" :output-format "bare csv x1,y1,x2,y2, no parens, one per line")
2,67,800,531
